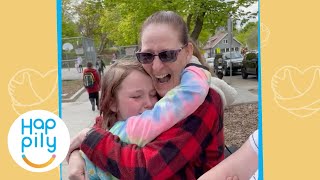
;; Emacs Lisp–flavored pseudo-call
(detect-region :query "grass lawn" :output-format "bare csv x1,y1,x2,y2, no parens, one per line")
62,80,83,99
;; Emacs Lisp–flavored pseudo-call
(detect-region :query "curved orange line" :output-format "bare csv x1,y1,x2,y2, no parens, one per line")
22,154,55,168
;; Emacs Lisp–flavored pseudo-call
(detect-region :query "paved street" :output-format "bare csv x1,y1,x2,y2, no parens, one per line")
224,72,258,104
60,68,258,180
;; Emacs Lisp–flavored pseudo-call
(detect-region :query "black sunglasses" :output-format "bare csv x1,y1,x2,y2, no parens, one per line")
135,44,188,64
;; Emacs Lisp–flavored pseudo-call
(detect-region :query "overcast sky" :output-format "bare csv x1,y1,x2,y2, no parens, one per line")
240,1,258,18
237,1,258,29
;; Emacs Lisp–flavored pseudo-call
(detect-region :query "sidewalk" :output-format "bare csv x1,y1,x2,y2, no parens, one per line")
61,91,101,180
61,67,100,180
60,68,258,179
62,67,85,80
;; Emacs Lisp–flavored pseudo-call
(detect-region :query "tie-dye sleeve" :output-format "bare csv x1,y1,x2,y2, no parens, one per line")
110,65,210,146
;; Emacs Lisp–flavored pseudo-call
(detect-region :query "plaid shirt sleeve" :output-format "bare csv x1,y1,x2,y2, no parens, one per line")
80,89,224,179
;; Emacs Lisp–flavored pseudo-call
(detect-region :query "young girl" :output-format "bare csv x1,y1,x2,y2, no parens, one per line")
68,59,213,179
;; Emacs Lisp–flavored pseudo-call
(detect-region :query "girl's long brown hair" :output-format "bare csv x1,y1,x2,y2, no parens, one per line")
99,60,147,129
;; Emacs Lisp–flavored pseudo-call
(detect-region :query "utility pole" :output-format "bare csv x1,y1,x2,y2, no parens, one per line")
227,13,233,84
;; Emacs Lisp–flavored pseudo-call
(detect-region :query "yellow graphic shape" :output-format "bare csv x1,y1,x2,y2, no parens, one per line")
89,169,95,175
271,66,320,117
22,154,56,168
261,23,270,47
8,69,58,115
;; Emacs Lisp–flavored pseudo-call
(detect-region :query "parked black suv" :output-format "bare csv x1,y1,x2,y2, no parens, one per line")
221,52,243,76
241,52,258,79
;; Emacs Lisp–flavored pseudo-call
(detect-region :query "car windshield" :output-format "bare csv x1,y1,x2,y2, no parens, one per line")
224,52,242,59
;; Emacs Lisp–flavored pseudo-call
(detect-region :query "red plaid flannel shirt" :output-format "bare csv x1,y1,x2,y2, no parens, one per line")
81,88,224,179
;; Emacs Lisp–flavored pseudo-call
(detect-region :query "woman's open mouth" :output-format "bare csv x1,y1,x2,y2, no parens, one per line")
155,74,171,83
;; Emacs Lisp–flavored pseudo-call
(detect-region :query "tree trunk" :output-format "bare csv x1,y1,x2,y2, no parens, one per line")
98,34,108,54
186,14,193,32
190,11,206,41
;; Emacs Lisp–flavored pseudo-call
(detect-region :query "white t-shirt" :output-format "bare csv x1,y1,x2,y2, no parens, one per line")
77,57,83,65
249,130,258,180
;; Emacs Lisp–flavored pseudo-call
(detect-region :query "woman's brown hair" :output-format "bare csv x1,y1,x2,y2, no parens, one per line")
140,11,208,67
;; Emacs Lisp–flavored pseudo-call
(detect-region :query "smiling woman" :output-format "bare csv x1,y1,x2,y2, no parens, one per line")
139,23,192,97
75,11,226,179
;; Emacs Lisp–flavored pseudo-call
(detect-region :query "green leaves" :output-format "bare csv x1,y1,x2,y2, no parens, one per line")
62,0,257,51
235,22,258,50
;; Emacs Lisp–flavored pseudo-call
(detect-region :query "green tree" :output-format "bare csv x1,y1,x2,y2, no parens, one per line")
75,0,109,54
235,22,258,49
64,0,257,49
246,27,258,49
62,0,79,37
176,0,257,42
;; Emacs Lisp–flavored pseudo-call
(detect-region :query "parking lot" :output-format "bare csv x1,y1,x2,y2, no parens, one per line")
220,72,258,105
224,72,258,90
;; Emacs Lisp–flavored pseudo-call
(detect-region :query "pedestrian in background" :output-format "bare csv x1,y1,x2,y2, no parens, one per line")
96,57,106,77
76,56,83,73
83,62,100,111
98,58,106,77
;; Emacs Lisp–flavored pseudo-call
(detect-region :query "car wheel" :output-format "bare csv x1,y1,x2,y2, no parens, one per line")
217,72,223,79
223,68,229,76
242,68,248,79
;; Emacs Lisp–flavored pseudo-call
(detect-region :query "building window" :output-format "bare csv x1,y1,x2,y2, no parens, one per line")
235,47,239,51
231,48,234,51
226,48,229,52
223,39,228,44
221,49,225,53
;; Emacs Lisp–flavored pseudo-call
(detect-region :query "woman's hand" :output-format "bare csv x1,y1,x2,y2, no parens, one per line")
66,128,91,163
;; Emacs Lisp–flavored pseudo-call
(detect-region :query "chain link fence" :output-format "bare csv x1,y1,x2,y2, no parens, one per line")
62,37,97,70
117,45,138,60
